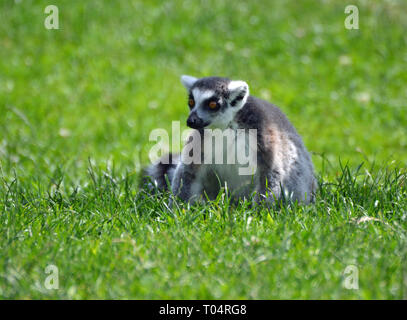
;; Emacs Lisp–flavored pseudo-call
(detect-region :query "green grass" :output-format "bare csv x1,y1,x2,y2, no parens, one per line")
1,0,406,299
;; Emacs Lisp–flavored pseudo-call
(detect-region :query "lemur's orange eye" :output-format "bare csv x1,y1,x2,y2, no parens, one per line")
188,99,195,107
209,101,217,109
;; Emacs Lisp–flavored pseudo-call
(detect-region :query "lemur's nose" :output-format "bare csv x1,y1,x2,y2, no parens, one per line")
187,112,204,129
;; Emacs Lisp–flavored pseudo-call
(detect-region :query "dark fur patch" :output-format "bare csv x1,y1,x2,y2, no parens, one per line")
230,90,247,107
191,77,230,98
141,153,179,192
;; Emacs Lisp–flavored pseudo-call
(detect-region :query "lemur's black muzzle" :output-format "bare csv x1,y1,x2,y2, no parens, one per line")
187,112,207,129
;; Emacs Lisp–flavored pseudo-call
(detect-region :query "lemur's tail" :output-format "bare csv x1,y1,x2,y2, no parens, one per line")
140,153,180,192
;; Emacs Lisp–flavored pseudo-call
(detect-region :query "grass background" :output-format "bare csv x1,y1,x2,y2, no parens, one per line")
0,0,406,299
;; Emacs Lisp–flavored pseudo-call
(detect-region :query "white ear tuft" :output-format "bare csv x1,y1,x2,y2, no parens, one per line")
228,80,249,107
180,75,198,90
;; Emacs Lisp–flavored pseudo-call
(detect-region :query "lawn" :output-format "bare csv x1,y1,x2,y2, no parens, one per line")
0,0,406,299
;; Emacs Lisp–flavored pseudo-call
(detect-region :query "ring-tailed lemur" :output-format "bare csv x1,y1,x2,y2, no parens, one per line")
142,75,317,204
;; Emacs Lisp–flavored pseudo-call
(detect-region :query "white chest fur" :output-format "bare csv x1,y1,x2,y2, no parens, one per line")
200,127,258,196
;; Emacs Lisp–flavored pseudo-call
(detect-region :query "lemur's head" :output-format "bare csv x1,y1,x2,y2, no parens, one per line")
181,75,249,129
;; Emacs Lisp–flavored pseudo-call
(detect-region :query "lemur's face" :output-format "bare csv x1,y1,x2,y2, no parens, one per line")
181,75,249,129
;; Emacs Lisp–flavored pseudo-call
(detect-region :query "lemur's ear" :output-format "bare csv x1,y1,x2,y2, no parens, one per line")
180,75,198,90
228,80,249,107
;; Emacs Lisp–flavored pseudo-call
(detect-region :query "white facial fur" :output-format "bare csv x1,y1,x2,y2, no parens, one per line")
191,88,215,115
208,106,236,129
